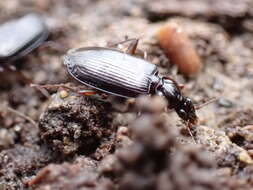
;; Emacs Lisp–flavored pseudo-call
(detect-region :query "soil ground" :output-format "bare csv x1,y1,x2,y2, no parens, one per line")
0,0,253,189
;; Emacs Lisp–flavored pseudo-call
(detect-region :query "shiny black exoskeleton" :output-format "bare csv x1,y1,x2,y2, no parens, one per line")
64,46,198,124
158,78,197,124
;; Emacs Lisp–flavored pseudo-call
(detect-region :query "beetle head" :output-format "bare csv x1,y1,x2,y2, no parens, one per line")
174,97,198,125
159,77,198,124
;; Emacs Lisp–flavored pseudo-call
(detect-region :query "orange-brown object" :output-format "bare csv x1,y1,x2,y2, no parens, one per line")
26,167,50,186
157,22,202,76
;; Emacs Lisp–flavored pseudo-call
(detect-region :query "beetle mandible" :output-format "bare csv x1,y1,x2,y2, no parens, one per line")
63,39,198,125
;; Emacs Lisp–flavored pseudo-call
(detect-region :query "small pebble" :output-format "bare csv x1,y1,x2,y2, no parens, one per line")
59,90,69,99
238,151,253,164
117,126,129,136
39,90,112,155
218,98,234,108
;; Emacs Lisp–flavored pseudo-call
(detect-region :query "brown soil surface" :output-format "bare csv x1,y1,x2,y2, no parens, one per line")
1,0,253,189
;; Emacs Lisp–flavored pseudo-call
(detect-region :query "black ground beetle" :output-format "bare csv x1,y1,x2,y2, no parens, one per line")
63,39,198,125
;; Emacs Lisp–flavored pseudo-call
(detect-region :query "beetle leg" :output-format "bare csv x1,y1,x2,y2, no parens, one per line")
186,121,197,144
133,49,148,60
77,89,97,96
108,38,138,48
108,38,148,58
126,39,139,55
178,84,184,89
194,97,217,110
125,39,149,60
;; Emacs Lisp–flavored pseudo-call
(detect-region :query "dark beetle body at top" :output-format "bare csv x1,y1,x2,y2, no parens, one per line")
0,13,48,62
64,47,197,124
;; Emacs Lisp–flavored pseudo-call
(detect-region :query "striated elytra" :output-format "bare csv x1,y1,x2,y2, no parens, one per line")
0,13,49,61
64,47,197,124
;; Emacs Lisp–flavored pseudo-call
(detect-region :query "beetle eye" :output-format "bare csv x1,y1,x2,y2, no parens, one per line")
185,98,192,104
178,109,187,120
184,98,194,110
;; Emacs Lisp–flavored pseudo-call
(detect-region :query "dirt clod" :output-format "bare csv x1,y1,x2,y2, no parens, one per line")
39,91,113,156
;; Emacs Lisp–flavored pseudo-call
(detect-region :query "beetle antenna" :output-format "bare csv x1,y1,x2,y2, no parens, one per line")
194,97,217,110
